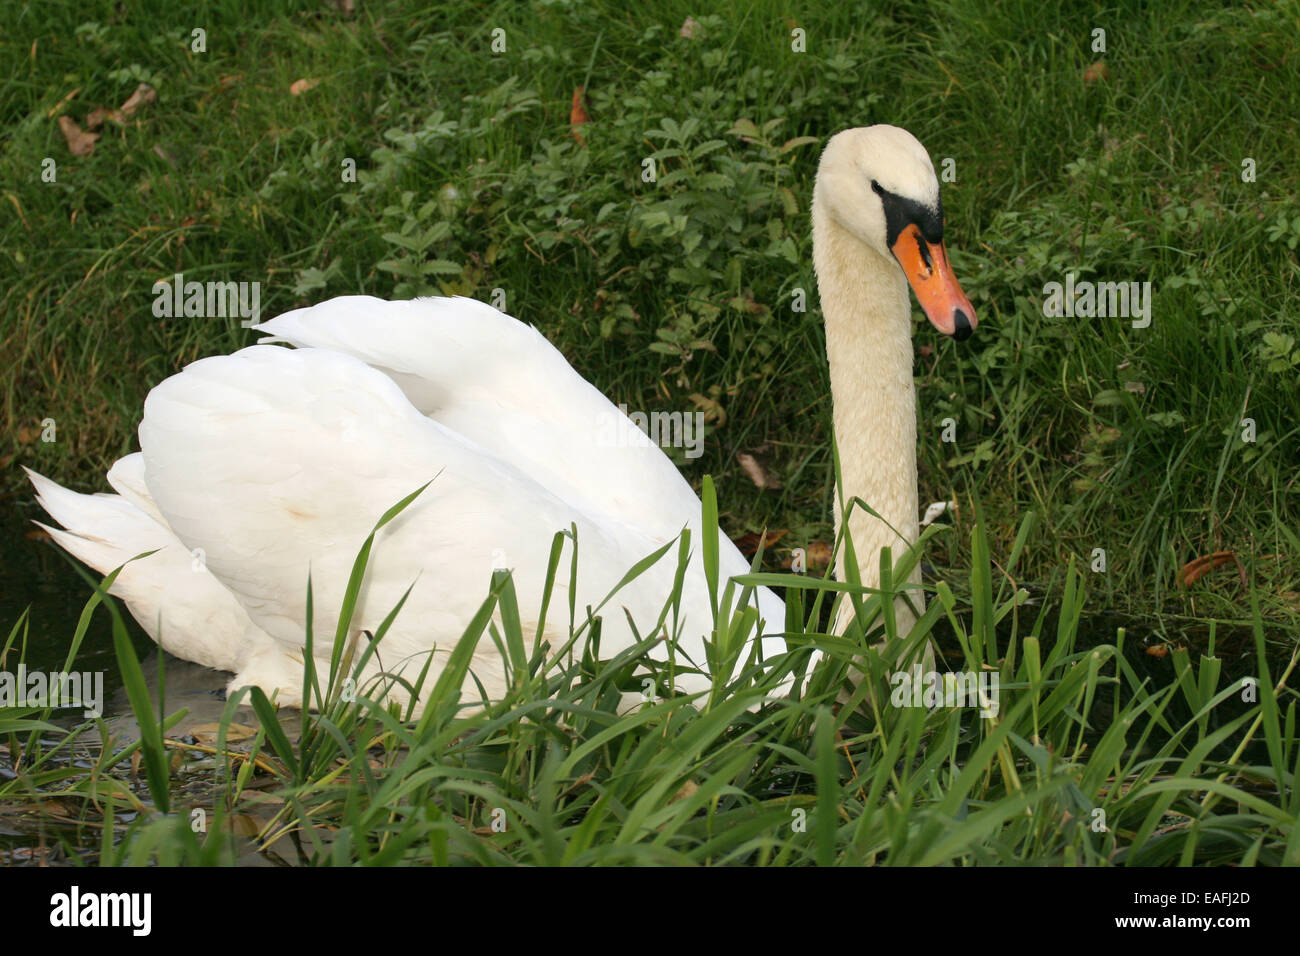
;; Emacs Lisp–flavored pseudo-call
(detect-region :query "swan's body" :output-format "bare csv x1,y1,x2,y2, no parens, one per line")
30,125,974,710
30,299,784,706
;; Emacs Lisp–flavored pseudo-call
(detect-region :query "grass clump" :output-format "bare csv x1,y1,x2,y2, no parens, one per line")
4,492,1295,866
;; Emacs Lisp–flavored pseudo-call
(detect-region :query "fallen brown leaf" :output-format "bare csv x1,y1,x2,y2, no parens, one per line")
289,78,320,97
1177,551,1246,589
570,87,589,145
1084,62,1110,85
687,392,726,426
732,529,790,557
190,722,257,744
736,451,780,489
57,115,98,156
118,82,156,117
85,106,124,129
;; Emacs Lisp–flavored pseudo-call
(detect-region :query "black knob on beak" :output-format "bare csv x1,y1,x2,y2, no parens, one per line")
951,309,973,342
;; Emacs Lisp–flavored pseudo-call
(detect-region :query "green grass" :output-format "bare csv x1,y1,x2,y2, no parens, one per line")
1,0,1299,864
3,496,1296,865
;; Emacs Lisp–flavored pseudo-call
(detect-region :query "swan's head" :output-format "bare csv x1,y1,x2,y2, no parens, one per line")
814,125,976,340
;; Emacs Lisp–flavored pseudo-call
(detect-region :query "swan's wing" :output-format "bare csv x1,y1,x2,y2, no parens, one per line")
26,466,260,675
253,296,706,543
139,344,767,700
254,296,782,630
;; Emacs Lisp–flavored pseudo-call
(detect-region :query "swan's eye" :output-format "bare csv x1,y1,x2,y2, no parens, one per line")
874,179,944,249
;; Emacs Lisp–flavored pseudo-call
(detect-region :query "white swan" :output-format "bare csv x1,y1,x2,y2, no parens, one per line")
28,125,974,711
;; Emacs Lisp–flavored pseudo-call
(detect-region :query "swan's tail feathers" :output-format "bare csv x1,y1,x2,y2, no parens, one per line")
26,466,167,580
25,467,257,676
105,452,167,525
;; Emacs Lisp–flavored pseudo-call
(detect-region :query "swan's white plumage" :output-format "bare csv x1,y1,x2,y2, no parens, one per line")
32,298,785,709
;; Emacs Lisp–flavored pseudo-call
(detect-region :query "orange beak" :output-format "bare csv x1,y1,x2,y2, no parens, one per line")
890,223,976,340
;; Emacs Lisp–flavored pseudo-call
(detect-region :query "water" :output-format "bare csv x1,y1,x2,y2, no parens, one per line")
2,500,134,678
2,499,265,864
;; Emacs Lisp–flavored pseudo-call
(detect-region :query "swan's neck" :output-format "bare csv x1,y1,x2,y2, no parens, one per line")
813,204,921,633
